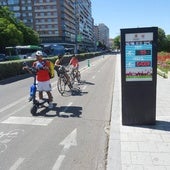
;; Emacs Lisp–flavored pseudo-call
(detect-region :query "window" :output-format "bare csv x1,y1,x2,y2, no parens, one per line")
13,6,20,11
8,0,19,5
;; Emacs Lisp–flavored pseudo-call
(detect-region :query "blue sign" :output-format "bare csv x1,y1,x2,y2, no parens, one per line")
125,33,153,81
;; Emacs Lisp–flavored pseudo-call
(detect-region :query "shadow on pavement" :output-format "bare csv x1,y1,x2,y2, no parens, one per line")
32,103,58,117
59,88,88,97
134,120,170,132
0,74,31,85
79,80,95,86
32,104,82,118
56,106,82,118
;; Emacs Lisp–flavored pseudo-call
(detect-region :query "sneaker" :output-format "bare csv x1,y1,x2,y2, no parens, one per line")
48,102,53,109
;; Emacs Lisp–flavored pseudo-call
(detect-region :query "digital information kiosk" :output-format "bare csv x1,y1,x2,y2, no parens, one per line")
121,27,158,125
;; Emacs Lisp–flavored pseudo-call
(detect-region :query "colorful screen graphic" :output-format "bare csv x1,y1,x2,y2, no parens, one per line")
125,33,153,81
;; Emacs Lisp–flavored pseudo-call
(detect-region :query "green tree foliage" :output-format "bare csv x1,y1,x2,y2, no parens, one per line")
157,28,170,52
158,28,167,52
0,18,23,51
0,6,17,25
113,35,120,50
0,6,40,52
17,21,40,45
165,34,170,52
97,41,106,50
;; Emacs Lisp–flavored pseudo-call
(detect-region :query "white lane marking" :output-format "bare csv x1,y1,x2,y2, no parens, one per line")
82,85,87,90
0,58,100,114
0,143,7,153
92,76,96,79
52,155,65,170
64,102,72,111
0,96,27,113
0,102,30,122
52,129,77,170
0,62,89,116
1,116,53,126
9,158,25,170
60,128,77,150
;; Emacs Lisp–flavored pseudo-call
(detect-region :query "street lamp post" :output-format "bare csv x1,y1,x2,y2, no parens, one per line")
74,0,78,54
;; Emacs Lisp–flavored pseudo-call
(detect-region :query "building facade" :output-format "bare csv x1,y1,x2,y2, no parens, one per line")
0,0,94,52
98,23,109,47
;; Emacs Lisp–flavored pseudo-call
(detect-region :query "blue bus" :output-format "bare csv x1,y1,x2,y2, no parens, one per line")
42,44,65,56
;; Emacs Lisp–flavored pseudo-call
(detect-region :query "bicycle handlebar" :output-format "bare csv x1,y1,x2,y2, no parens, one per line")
22,62,37,74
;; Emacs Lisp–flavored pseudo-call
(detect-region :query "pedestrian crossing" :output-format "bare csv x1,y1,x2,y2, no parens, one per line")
1,116,53,126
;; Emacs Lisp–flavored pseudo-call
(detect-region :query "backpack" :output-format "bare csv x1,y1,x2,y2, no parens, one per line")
48,61,55,79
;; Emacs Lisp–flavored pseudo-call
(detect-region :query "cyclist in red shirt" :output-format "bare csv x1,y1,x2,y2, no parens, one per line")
32,51,53,109
55,54,73,89
69,54,80,81
69,54,79,68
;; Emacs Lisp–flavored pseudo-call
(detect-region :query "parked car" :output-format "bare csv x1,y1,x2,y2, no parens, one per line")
0,54,6,62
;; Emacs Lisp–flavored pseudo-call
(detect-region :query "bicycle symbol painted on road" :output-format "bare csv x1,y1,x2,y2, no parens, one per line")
0,129,24,153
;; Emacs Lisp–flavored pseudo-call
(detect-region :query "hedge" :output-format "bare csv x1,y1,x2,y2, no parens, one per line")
0,51,104,81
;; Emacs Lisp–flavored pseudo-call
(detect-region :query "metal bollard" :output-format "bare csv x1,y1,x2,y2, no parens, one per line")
88,59,90,67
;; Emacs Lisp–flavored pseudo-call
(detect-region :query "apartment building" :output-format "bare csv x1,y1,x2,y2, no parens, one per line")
98,23,109,47
93,23,110,48
0,0,94,52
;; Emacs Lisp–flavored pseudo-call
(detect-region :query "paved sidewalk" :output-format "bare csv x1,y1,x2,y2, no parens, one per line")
107,55,170,170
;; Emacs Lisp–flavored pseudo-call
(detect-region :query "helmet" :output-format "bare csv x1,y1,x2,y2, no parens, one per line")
36,51,43,56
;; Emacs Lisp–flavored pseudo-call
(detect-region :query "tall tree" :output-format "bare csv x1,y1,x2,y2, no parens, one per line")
165,34,170,52
158,28,167,52
0,18,23,52
0,6,40,52
17,21,40,45
113,35,120,50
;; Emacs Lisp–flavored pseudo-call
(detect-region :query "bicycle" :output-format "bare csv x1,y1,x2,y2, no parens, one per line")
56,66,73,95
69,66,81,84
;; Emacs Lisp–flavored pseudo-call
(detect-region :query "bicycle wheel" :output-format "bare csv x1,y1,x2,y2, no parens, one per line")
76,71,81,83
69,71,75,85
57,75,66,95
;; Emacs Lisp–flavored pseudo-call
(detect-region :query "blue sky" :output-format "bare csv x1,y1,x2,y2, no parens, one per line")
91,0,170,38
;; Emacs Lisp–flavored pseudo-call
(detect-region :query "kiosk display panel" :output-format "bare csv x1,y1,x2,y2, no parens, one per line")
121,27,158,125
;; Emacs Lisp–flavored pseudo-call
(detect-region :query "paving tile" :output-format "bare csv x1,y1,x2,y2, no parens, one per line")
138,142,158,152
121,142,139,152
151,153,170,166
131,152,153,165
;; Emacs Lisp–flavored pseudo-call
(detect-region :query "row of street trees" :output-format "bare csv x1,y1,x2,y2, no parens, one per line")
0,6,40,53
112,28,170,52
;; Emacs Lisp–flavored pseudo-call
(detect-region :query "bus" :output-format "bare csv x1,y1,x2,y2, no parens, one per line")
5,45,42,60
42,44,65,56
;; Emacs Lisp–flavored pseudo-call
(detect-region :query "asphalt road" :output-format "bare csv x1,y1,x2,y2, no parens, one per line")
0,54,116,170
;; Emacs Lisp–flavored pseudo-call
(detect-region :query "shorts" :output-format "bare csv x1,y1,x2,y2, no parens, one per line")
37,80,52,92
